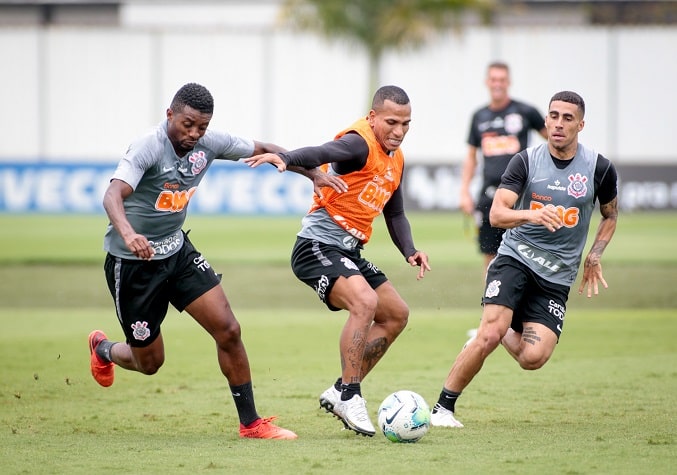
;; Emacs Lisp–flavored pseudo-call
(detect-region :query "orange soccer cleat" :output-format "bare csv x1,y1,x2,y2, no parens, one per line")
239,417,298,440
88,330,115,387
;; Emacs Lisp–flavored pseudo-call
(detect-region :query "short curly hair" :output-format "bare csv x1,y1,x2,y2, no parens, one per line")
372,85,410,110
550,90,585,118
170,83,214,114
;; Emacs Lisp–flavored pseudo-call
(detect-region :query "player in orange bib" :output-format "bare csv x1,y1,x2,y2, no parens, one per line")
245,85,430,437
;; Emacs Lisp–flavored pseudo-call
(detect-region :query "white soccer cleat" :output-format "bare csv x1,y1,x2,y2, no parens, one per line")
430,404,464,428
319,385,341,415
333,394,376,437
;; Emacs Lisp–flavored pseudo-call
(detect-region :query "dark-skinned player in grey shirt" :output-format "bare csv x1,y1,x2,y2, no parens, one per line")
88,83,346,440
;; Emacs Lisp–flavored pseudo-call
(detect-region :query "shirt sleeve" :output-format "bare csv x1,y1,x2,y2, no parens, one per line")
279,133,369,171
498,151,529,195
526,104,546,131
206,130,255,160
383,186,417,259
466,110,481,147
111,136,161,190
594,154,618,205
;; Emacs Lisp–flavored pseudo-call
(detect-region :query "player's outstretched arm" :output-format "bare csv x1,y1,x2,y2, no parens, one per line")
243,153,286,171
578,197,618,298
289,166,348,199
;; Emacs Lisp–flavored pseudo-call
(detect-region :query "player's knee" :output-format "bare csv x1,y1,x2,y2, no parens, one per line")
214,318,242,348
473,330,504,357
518,353,549,371
392,303,409,332
137,358,163,375
351,292,379,320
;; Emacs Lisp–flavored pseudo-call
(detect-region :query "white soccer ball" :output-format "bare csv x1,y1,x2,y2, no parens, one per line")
377,390,431,443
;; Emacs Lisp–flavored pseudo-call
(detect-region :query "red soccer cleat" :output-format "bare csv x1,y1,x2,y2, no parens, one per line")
239,417,298,440
88,330,115,387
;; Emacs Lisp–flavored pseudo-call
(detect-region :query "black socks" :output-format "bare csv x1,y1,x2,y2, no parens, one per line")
333,376,362,401
435,388,461,412
95,340,115,363
340,382,361,401
230,382,259,427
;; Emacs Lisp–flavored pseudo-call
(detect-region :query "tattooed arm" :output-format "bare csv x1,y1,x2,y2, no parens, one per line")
578,197,618,298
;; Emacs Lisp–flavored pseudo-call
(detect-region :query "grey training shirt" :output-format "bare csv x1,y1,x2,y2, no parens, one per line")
103,120,254,260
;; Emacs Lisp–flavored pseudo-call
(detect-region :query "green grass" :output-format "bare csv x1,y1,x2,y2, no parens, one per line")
0,211,675,266
1,308,675,474
0,212,675,309
0,211,675,474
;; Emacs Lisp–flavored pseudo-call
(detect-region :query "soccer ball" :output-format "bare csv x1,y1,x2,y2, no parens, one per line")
377,390,431,443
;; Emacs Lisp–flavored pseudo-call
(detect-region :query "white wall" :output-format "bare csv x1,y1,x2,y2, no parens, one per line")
1,24,675,164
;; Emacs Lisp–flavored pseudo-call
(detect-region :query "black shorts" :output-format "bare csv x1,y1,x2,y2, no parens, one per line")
104,232,221,347
291,237,388,311
473,208,505,256
477,217,506,255
482,254,569,338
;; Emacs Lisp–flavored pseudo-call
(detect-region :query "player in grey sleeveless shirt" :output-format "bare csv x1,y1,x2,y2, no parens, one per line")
88,83,346,440
432,91,619,428
498,141,599,286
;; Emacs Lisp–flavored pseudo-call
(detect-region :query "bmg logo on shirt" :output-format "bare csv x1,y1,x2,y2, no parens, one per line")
155,186,197,212
530,201,580,227
358,181,391,212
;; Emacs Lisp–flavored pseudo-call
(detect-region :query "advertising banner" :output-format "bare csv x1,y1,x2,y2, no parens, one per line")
0,161,315,215
1,162,675,214
401,164,677,212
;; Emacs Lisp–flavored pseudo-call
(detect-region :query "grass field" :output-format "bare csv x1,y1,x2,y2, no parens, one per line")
1,212,675,474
